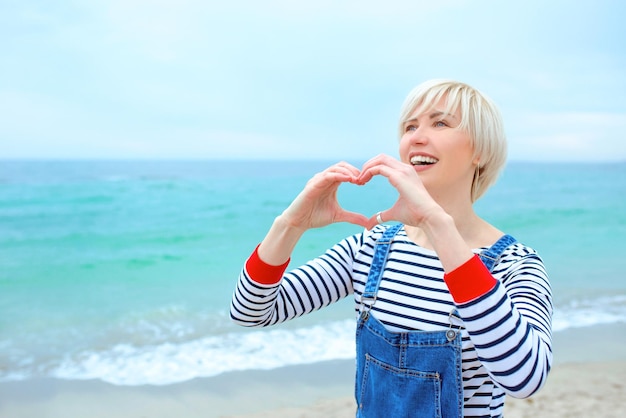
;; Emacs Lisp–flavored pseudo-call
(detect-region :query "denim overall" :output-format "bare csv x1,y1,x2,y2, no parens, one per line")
355,223,516,418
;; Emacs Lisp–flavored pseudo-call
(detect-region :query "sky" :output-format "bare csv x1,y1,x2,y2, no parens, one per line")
1,0,625,162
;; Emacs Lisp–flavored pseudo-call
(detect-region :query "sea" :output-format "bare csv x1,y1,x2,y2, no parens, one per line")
1,160,625,386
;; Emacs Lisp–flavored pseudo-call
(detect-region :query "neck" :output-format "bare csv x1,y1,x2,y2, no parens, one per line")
429,183,477,228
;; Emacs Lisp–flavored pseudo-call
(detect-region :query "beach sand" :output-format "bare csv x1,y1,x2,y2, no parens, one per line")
1,324,625,418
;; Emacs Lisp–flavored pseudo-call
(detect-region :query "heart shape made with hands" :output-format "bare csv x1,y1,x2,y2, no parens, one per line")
337,174,397,225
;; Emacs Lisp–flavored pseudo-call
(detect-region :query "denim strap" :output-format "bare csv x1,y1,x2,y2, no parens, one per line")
479,234,517,272
361,226,515,312
361,223,403,310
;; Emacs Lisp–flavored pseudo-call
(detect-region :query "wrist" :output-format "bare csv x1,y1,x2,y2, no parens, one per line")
256,214,306,267
420,207,454,235
418,208,475,273
275,212,308,234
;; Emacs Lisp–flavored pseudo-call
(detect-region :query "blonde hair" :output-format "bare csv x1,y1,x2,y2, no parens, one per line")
398,79,507,202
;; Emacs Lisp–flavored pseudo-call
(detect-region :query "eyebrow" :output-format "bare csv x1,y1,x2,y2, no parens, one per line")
404,110,457,124
429,111,457,120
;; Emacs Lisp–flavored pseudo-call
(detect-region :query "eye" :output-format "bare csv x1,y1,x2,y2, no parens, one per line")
405,124,417,132
434,120,447,127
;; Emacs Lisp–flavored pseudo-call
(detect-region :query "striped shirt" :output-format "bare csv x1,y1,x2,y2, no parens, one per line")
230,225,553,417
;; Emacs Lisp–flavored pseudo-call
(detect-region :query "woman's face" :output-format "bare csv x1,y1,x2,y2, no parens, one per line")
399,97,477,198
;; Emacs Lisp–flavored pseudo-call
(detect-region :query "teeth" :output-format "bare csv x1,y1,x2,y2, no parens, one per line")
410,155,439,165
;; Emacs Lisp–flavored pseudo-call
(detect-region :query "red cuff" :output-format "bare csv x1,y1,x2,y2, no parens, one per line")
244,244,290,285
443,255,497,303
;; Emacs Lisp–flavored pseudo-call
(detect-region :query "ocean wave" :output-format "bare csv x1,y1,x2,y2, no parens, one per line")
50,320,357,386
1,295,625,386
552,294,626,332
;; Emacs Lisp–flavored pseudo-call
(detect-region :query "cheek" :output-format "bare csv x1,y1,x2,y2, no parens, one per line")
398,137,410,162
448,136,474,160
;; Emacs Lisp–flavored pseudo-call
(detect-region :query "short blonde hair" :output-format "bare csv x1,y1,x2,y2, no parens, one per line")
398,79,507,202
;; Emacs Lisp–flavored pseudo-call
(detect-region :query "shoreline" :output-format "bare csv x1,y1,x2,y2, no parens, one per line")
1,323,625,418
0,359,355,418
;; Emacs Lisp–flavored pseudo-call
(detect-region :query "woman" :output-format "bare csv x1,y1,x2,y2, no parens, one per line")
230,79,552,417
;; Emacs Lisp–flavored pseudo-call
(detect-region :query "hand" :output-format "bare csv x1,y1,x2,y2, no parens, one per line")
357,154,442,229
280,162,371,230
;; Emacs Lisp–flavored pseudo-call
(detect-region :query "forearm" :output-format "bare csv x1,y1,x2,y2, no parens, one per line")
257,214,307,267
231,235,360,327
420,209,477,273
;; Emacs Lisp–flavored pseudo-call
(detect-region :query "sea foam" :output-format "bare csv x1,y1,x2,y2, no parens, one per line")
37,295,626,386
50,320,357,386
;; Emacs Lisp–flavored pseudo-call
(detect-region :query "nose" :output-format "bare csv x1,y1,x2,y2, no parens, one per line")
407,127,429,144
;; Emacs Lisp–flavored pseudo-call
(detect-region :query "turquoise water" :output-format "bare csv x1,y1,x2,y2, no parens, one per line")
1,160,625,385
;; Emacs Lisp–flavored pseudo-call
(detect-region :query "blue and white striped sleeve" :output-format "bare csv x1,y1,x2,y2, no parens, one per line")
230,234,361,327
455,247,553,398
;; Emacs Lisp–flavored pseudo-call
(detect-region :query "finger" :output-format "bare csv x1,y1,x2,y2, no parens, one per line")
358,156,407,184
356,156,383,183
325,165,361,183
371,209,394,226
357,163,396,185
359,154,403,173
334,161,362,176
335,210,370,228
311,170,356,189
365,212,386,230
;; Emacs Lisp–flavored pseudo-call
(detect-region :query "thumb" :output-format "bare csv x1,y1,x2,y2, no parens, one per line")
365,210,391,230
336,210,370,229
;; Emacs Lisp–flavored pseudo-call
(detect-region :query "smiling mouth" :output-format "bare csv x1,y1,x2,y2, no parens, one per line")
410,155,439,166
